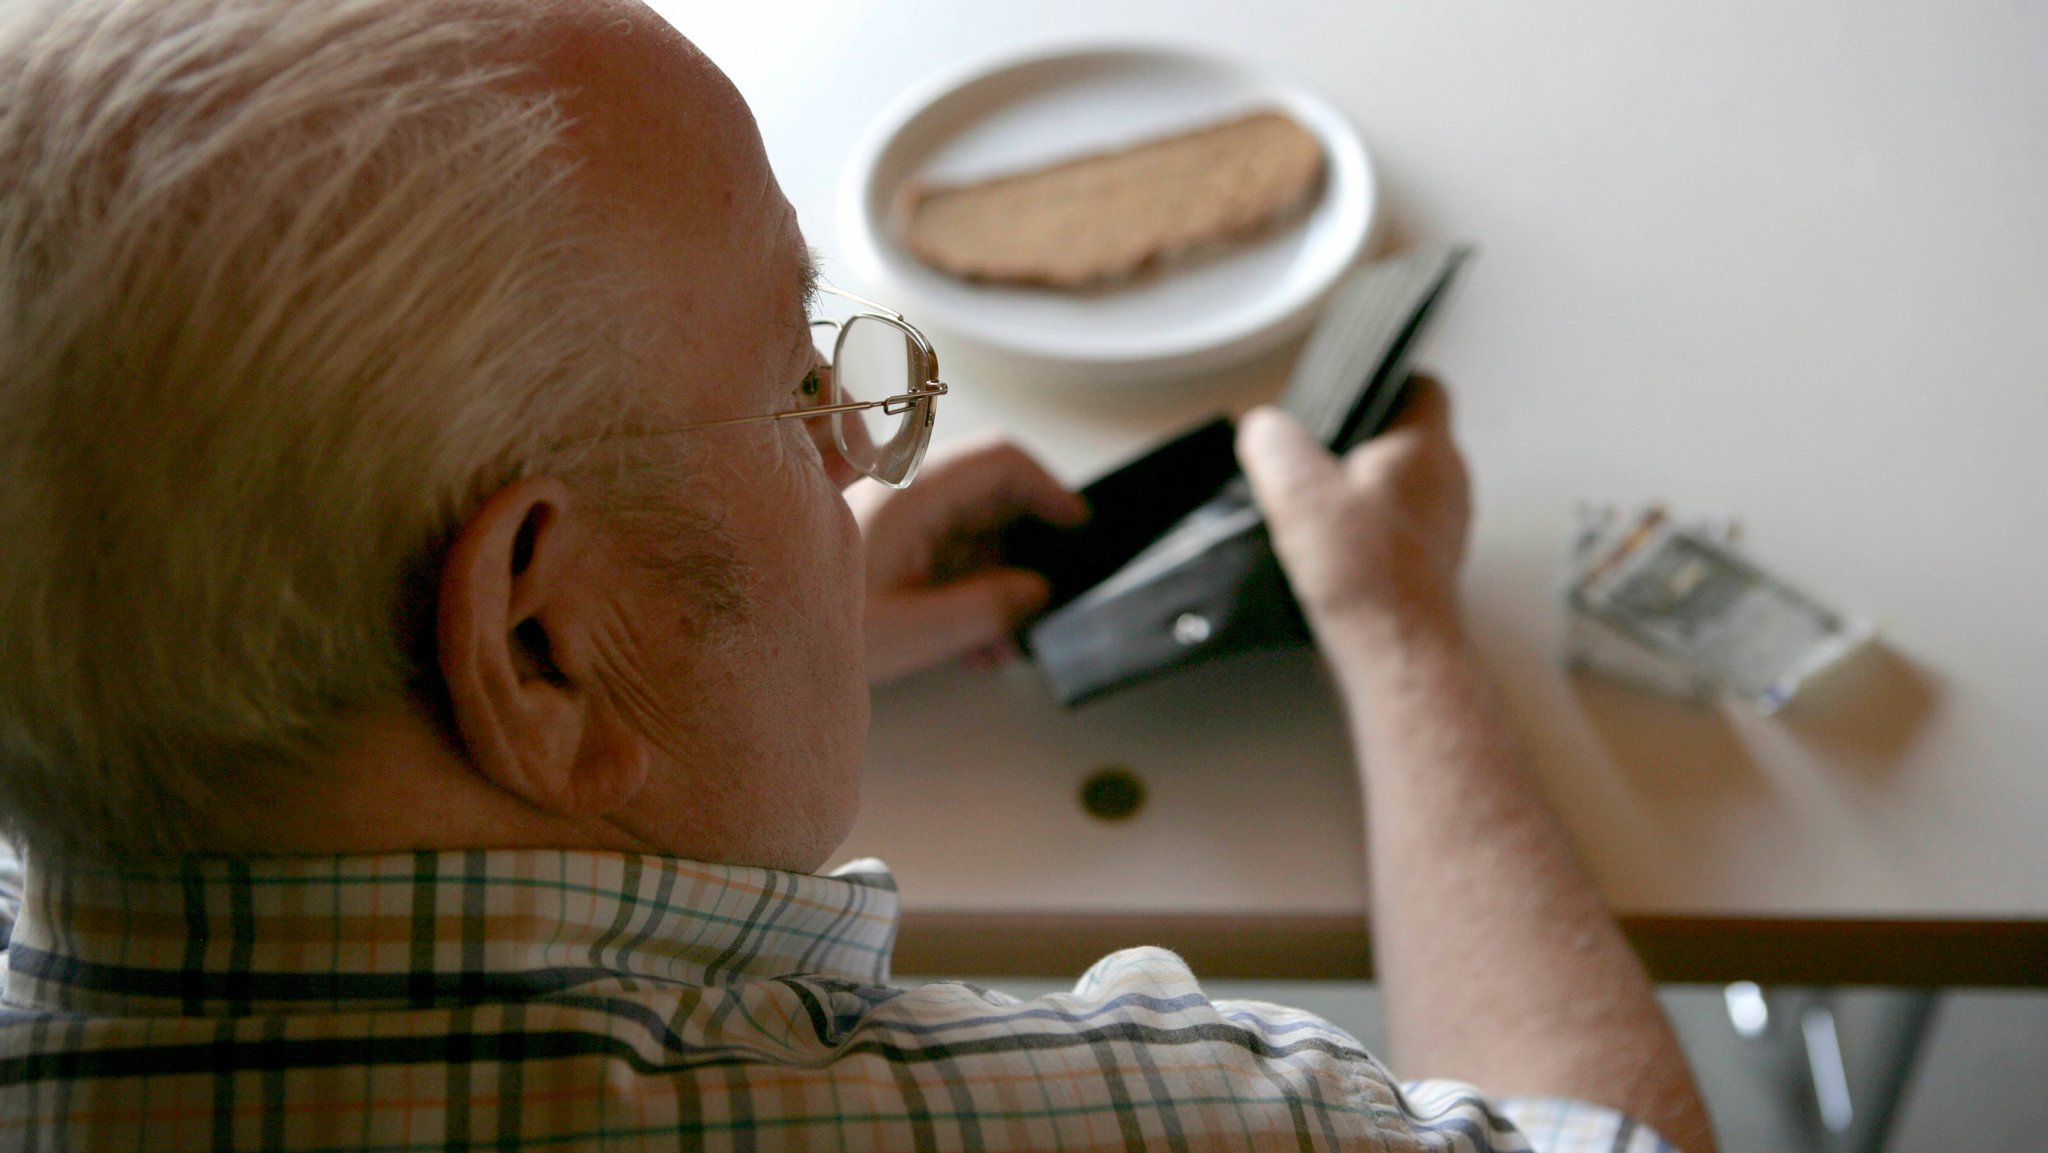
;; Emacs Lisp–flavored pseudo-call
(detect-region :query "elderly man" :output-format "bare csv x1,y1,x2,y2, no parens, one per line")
0,0,1714,1150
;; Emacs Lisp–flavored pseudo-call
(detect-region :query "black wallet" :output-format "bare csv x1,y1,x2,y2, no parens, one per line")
1003,243,1473,705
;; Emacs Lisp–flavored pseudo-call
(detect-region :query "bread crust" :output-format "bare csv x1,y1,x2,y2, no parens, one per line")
900,110,1326,290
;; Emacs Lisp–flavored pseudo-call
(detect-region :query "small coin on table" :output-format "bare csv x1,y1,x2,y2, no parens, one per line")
1079,767,1146,821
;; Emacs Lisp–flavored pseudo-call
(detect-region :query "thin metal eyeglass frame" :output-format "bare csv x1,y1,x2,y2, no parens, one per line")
661,284,948,488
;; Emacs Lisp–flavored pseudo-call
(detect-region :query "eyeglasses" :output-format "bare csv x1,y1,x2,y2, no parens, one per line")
655,285,948,488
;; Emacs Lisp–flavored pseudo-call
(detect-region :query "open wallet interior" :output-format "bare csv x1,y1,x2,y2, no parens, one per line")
1000,243,1473,706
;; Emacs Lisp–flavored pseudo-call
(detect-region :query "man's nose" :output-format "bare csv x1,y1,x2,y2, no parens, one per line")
794,360,859,490
805,413,865,491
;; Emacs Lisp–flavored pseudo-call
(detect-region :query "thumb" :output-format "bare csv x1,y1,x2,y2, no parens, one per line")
868,569,1050,683
1236,406,1338,524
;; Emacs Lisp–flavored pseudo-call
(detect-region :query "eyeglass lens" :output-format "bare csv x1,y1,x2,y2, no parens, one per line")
817,315,933,486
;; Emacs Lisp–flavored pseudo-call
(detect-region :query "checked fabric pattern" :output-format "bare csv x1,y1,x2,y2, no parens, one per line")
0,845,1673,1152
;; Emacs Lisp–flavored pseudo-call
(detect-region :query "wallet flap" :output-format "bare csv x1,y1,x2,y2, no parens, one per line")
998,416,1239,612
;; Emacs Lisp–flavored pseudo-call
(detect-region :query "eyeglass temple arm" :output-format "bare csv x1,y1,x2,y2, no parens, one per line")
680,382,950,430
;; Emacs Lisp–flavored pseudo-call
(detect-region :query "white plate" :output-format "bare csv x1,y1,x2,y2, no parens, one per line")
839,44,1377,385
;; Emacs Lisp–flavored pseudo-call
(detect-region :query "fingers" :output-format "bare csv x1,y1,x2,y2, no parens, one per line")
960,639,1016,672
1392,373,1451,434
1236,406,1338,523
859,435,1081,682
866,569,1050,686
917,435,1088,531
1339,374,1455,485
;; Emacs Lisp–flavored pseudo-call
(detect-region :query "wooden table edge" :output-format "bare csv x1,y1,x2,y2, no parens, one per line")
894,911,2048,987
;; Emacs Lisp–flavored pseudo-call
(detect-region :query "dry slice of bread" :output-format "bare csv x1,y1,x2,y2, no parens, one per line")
900,110,1325,290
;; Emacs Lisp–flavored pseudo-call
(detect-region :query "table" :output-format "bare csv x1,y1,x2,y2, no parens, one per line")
659,0,2048,986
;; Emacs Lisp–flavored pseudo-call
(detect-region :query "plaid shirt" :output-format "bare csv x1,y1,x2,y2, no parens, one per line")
0,845,1673,1152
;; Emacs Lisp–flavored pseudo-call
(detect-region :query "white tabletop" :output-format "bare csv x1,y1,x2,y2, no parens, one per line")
660,0,2048,925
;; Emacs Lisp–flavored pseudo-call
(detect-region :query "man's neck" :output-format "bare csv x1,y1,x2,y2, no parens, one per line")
205,700,655,858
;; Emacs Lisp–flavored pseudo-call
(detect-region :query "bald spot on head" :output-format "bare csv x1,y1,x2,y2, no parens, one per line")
513,2,808,425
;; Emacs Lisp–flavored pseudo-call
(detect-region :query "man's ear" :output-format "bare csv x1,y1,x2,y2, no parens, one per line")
436,477,649,817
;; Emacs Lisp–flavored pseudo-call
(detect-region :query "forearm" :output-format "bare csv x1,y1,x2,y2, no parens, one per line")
1326,609,1715,1153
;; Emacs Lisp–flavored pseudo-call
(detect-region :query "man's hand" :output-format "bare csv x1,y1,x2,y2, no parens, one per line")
1235,375,1471,642
850,434,1087,686
1240,375,1718,1152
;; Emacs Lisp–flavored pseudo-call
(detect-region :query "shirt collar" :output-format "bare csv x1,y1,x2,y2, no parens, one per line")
2,849,898,1017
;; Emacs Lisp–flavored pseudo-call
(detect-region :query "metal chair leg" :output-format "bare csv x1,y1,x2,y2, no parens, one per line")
1723,984,1941,1153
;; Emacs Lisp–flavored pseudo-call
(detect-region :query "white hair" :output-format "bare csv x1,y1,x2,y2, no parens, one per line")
0,0,648,860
